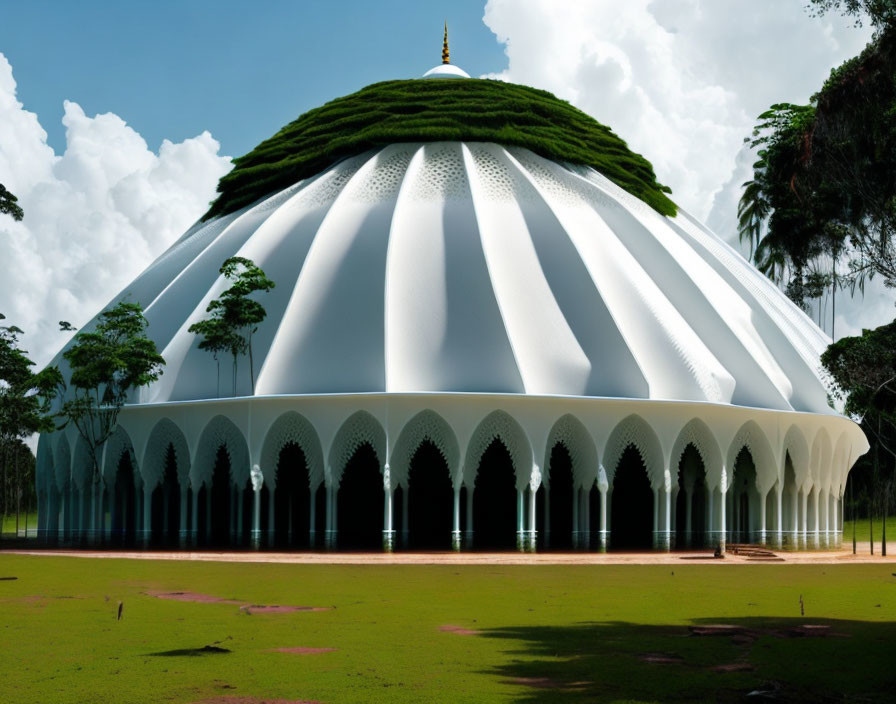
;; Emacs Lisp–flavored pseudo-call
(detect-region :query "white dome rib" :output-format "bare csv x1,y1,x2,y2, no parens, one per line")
76,141,837,414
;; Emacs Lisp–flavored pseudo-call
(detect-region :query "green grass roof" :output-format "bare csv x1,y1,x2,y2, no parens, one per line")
204,78,676,220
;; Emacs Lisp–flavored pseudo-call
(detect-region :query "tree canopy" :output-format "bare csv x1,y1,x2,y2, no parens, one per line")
738,23,896,308
0,184,24,222
204,78,676,220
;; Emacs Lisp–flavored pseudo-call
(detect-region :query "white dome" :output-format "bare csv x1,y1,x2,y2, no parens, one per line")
422,64,470,79
105,141,833,413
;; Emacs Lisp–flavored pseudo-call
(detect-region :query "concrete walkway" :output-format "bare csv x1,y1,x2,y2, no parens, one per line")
5,545,894,565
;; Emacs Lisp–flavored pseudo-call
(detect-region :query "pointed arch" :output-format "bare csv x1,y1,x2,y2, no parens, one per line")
391,410,460,488
192,415,250,489
463,410,533,488
103,426,139,486
670,418,723,489
143,419,191,490
603,414,664,487
782,424,810,490
328,410,386,484
726,420,778,493
543,414,598,489
261,411,325,490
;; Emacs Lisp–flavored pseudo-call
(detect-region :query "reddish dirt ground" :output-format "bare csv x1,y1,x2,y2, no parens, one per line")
438,624,481,636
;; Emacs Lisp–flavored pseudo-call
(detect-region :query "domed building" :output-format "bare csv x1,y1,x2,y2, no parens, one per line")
36,38,867,552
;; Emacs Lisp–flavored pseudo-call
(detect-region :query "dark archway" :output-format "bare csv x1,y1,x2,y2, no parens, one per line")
546,443,574,549
407,440,453,550
111,452,137,546
337,442,383,549
782,452,798,544
675,444,707,548
731,448,758,542
610,445,654,550
209,445,231,546
151,444,180,545
273,442,311,548
472,438,518,550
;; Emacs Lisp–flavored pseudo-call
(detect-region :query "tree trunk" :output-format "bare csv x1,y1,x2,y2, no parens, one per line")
15,448,19,537
883,481,889,558
248,331,255,395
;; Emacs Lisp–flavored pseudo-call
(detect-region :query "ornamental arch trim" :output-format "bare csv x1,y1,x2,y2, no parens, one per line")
192,415,250,490
602,414,664,488
328,410,387,486
260,411,325,490
463,410,533,490
543,414,598,489
726,420,778,495
391,409,460,488
669,417,723,491
142,418,191,491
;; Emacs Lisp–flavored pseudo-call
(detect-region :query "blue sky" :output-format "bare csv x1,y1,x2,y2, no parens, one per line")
0,0,507,157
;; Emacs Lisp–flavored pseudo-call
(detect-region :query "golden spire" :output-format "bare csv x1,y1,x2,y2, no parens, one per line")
442,21,450,64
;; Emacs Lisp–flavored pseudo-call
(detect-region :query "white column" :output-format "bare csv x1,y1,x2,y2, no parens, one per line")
663,487,671,551
812,488,820,548
775,485,783,549
718,487,727,551
452,486,461,551
800,489,808,548
527,486,537,552
383,488,394,552
251,488,261,549
598,487,608,551
516,488,525,551
759,491,768,545
141,485,152,546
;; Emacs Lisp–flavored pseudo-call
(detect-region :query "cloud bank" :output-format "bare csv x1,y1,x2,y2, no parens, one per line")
483,0,888,336
0,53,232,366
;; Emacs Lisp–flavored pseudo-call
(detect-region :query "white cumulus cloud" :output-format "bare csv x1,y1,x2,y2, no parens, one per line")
0,53,232,367
482,0,890,335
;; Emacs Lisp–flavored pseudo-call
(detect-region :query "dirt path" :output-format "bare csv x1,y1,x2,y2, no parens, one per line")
4,545,894,565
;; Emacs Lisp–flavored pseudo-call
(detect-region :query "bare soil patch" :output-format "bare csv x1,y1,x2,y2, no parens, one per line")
638,652,685,664
507,677,591,690
240,605,331,614
148,591,243,605
270,647,337,655
712,663,755,672
439,624,480,636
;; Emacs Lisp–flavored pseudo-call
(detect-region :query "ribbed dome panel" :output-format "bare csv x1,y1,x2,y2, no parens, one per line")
83,141,834,414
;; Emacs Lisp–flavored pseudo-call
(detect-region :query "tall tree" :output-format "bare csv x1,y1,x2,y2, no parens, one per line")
58,302,164,536
0,314,62,535
189,257,274,395
0,184,24,222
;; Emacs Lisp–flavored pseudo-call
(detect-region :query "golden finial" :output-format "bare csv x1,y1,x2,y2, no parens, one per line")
442,21,450,64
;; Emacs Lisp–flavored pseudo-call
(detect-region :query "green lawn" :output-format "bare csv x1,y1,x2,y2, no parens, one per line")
1,512,37,536
843,515,896,545
0,555,894,703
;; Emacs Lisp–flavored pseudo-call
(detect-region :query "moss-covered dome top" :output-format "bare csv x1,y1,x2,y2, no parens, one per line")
205,78,675,220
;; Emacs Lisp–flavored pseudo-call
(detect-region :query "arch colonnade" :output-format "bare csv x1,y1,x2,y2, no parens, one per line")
34,395,866,552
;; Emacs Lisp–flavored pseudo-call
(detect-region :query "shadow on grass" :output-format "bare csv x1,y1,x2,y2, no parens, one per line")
479,617,896,703
148,645,231,657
